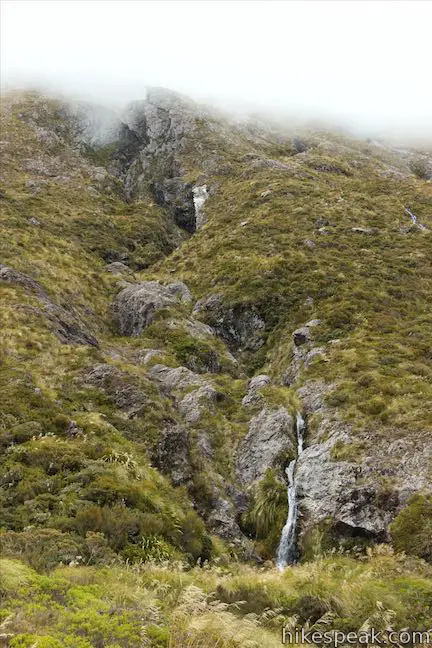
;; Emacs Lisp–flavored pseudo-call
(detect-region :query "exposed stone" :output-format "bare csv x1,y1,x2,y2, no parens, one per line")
283,321,323,386
104,262,132,274
148,363,218,423
165,281,193,303
193,294,265,351
164,317,214,341
351,227,374,234
292,137,308,154
131,348,163,365
196,432,213,459
179,384,219,423
152,424,192,486
148,364,206,392
152,178,196,233
112,280,192,336
236,407,295,487
242,374,271,407
83,364,148,417
206,495,244,542
101,249,129,264
295,380,432,545
293,327,311,346
315,218,329,228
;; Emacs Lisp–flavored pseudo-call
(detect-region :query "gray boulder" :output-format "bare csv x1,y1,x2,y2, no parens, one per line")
206,495,244,543
242,374,271,407
149,364,218,423
236,407,295,487
112,280,192,336
148,364,205,392
131,348,163,365
179,384,219,423
104,262,132,275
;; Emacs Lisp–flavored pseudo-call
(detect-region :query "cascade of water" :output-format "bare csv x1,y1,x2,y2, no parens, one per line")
276,412,305,570
405,207,417,225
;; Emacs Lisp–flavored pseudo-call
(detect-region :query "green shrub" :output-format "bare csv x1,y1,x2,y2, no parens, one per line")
0,529,83,572
242,469,287,556
390,495,432,561
121,534,175,563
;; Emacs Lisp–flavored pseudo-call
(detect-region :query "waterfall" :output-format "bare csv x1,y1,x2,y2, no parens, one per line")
276,412,305,570
405,207,417,225
404,207,427,230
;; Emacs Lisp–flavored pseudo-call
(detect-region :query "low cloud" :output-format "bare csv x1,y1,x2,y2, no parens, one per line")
2,0,431,143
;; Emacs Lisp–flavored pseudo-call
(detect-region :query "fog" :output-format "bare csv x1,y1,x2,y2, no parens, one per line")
1,0,432,142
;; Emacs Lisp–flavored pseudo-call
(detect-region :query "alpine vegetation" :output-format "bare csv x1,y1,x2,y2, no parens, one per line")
0,84,431,646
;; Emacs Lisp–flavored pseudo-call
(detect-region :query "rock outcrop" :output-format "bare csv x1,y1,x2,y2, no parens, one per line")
112,88,215,232
149,363,218,423
152,424,192,486
283,320,323,385
295,380,432,545
236,407,295,487
242,374,271,407
83,364,149,417
112,280,192,336
193,294,265,351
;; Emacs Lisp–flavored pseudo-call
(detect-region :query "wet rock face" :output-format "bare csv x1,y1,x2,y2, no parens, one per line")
193,294,265,351
296,437,395,542
0,264,98,347
236,407,295,487
151,178,196,233
112,280,192,336
113,88,204,232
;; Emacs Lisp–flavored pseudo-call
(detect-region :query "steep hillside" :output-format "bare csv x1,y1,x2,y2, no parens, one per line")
0,88,431,646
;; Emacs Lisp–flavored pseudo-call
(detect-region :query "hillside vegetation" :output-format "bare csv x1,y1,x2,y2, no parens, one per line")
0,89,431,646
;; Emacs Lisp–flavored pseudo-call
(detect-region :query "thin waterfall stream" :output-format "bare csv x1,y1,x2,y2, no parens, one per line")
276,412,305,570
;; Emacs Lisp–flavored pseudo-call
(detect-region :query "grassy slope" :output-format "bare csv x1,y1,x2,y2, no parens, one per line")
156,130,432,433
0,92,219,569
0,91,431,646
1,548,431,647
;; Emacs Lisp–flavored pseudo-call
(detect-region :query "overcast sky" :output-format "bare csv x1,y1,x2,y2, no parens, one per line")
1,0,432,139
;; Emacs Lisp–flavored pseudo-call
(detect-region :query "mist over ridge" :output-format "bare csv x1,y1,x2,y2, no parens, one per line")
1,0,432,146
